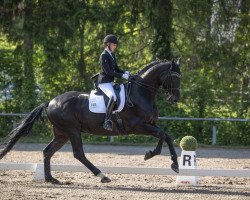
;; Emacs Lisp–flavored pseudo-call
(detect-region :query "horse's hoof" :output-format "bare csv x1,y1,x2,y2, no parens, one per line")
144,151,153,160
101,176,111,183
171,162,179,173
45,177,61,184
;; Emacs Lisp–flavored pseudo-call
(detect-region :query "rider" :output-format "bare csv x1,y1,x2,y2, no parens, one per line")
96,34,130,131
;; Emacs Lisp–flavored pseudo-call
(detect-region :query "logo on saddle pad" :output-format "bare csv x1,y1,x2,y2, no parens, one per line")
89,84,125,113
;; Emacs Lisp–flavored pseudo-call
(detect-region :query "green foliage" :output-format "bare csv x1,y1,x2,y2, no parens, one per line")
180,136,198,151
0,0,249,145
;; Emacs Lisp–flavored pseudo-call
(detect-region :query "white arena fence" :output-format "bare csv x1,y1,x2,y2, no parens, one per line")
0,162,249,178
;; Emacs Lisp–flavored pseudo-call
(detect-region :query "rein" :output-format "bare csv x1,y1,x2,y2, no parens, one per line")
125,76,157,107
131,78,158,92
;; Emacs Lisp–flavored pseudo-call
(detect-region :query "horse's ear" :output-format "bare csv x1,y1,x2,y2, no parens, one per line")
177,57,182,68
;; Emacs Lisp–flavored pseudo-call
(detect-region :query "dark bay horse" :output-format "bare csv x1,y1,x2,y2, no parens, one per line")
0,59,181,184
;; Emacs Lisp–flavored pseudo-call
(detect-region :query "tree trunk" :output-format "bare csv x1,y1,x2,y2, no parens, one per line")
239,73,249,117
21,32,36,112
78,22,88,90
151,0,173,60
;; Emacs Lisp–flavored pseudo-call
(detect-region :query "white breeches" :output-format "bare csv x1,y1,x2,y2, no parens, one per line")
98,82,117,101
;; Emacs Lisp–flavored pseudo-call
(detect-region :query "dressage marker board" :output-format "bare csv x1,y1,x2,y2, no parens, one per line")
0,162,249,177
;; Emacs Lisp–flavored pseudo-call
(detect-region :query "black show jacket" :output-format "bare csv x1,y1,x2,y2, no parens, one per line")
97,50,124,84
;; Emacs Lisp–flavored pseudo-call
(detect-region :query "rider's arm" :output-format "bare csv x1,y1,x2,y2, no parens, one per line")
115,65,125,74
111,53,125,74
100,54,123,78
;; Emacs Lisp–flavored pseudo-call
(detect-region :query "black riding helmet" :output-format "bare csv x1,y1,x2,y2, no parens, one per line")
103,34,118,45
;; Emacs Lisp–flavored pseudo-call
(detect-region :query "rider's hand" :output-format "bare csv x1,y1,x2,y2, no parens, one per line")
122,73,129,80
125,71,130,76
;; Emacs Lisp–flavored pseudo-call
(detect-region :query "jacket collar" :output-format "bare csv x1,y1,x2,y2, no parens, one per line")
104,49,115,60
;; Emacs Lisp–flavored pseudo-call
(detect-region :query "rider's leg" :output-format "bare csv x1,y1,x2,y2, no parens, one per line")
103,96,116,131
98,83,117,131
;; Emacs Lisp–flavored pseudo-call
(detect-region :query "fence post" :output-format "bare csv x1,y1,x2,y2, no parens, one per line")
110,136,114,143
212,123,217,145
12,120,17,129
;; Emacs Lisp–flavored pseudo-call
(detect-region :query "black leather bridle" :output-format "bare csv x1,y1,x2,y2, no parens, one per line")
161,71,181,101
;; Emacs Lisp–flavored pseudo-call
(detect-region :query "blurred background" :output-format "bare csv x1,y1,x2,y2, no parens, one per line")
0,0,249,146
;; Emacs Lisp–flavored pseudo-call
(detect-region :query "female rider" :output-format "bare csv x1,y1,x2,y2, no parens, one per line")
96,34,130,131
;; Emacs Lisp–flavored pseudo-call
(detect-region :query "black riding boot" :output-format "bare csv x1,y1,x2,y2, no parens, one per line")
103,97,116,131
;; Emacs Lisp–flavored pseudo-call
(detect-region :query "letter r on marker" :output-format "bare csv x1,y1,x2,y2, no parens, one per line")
183,155,191,166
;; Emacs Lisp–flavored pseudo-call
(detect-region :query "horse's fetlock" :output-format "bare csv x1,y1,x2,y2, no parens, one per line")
171,154,178,162
73,153,81,160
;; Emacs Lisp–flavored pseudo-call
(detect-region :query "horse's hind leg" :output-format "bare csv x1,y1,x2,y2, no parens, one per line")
43,127,69,184
69,129,111,183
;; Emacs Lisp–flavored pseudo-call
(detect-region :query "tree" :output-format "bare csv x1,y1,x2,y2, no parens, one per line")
144,0,173,60
1,0,37,111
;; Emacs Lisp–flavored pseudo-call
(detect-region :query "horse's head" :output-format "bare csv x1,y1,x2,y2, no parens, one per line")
160,58,181,104
135,58,181,104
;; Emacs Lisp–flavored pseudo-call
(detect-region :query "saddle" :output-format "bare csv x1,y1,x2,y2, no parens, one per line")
89,84,125,114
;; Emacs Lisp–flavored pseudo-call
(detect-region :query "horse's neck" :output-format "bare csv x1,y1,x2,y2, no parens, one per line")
131,75,159,101
139,66,161,89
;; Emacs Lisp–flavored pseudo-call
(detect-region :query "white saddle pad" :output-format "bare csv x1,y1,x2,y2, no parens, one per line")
89,84,125,113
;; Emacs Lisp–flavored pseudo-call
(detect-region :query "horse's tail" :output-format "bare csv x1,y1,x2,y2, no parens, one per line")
0,102,49,160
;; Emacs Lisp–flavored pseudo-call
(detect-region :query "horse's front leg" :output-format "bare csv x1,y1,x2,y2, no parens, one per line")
164,133,179,173
144,138,164,160
133,123,179,173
